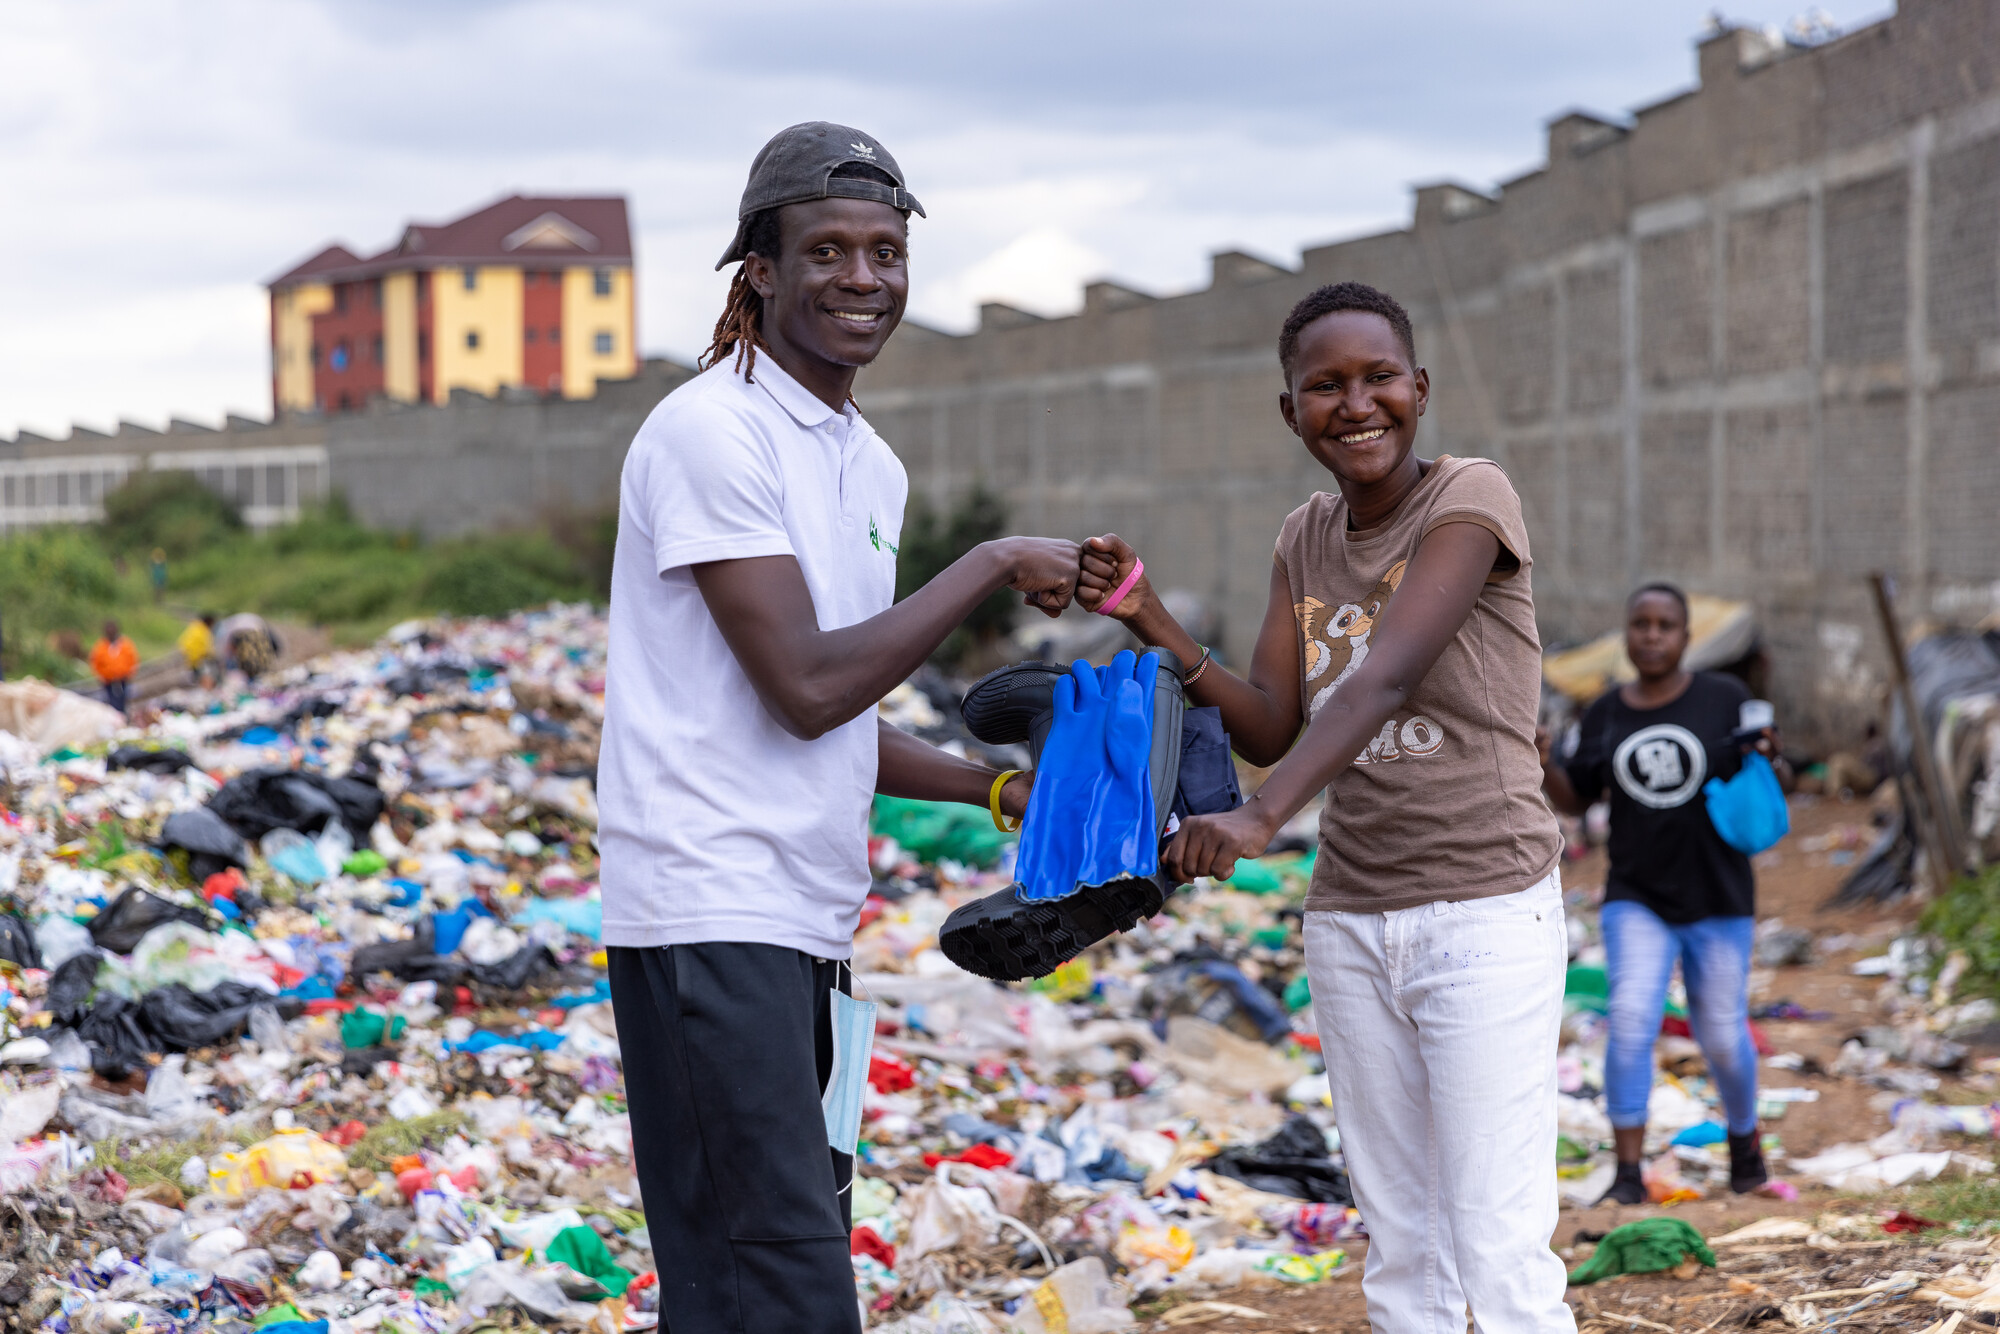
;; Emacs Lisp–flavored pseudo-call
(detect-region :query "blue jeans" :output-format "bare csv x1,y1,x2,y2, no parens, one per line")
1600,899,1758,1135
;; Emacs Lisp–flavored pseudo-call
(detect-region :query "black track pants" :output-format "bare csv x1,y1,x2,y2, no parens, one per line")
608,942,858,1334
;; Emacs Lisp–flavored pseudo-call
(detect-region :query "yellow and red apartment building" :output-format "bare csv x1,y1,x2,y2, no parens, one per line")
267,196,637,414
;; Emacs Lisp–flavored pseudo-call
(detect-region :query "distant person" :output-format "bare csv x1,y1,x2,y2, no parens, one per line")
89,619,138,714
149,548,168,603
1537,582,1792,1203
216,611,280,682
178,612,217,685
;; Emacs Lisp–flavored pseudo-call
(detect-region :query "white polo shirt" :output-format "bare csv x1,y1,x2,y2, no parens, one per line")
598,353,907,958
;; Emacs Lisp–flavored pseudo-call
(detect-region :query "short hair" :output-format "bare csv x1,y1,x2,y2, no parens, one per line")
1278,281,1416,375
1627,581,1690,625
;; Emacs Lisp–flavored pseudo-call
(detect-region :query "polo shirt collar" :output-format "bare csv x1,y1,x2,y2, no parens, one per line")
746,353,853,432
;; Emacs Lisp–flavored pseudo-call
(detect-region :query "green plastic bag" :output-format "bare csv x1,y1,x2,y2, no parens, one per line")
343,849,389,877
1283,973,1312,1013
871,795,1010,869
1567,1217,1715,1285
1218,857,1284,895
341,1007,406,1050
546,1224,634,1297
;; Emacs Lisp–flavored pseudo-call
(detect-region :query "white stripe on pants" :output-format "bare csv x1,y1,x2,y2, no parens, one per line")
1305,870,1574,1334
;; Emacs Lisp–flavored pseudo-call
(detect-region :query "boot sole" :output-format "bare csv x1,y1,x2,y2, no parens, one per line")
940,873,1170,982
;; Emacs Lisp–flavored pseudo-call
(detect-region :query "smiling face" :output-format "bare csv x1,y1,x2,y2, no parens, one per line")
745,196,909,375
1625,590,1690,681
1279,310,1429,489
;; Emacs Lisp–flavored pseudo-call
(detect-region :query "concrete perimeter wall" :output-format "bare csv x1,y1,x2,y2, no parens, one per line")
855,0,2000,748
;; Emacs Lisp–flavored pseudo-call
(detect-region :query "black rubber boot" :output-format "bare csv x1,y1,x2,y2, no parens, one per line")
1728,1131,1769,1194
1596,1161,1646,1206
939,653,1184,982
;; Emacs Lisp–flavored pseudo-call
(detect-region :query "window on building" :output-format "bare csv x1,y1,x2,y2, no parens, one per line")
80,472,96,503
417,272,430,301
549,326,560,344
331,341,350,372
466,329,481,350
594,330,614,355
524,328,537,344
3,477,14,507
334,284,349,313
463,266,478,291
372,278,383,307
234,466,254,501
266,465,288,507
56,474,70,506
593,268,612,296
372,334,384,364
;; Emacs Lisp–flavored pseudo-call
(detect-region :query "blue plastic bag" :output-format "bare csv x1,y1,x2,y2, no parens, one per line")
1704,751,1789,855
1015,651,1159,901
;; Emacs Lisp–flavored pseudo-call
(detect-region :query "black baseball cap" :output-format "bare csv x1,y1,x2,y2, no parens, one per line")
715,121,926,270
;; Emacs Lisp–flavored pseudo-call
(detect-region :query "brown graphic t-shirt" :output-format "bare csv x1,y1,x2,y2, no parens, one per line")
1274,455,1562,913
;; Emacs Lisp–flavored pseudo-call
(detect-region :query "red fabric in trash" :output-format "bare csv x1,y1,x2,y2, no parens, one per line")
396,1166,433,1201
303,999,357,1016
326,1120,368,1146
1881,1210,1941,1233
202,868,246,902
1659,1015,1773,1057
922,1144,1013,1171
850,1225,896,1269
868,1055,915,1093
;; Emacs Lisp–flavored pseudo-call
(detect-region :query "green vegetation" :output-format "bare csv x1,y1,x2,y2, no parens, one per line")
92,1131,223,1191
1921,864,2000,999
344,1108,471,1174
895,483,1014,665
0,476,605,682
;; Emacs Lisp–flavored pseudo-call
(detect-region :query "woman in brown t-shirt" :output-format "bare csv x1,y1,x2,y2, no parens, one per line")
1081,282,1573,1334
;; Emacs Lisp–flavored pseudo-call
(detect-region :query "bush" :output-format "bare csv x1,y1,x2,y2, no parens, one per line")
1922,865,2000,998
0,526,121,680
420,533,588,617
98,471,243,560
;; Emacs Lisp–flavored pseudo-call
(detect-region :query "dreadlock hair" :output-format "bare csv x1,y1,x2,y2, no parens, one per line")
700,162,907,380
1277,281,1416,379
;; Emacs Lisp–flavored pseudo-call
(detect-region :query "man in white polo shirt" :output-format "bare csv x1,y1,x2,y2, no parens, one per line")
599,123,1082,1332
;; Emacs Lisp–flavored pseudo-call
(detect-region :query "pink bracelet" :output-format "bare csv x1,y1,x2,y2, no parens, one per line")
1094,558,1145,616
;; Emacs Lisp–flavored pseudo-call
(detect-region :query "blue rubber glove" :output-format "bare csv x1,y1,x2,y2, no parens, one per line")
1015,650,1160,901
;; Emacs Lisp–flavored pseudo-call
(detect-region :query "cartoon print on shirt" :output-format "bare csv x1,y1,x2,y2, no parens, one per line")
1296,559,1407,718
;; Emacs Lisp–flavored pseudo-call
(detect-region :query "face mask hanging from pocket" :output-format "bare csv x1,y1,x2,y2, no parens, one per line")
822,966,878,1164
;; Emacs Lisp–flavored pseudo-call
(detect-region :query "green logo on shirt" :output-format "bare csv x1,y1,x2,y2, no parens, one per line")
869,514,899,556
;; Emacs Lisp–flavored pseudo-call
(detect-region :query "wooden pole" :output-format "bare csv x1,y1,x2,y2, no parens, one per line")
1870,572,1967,895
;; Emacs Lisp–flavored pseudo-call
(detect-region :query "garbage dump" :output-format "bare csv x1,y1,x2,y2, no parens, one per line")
7,603,2000,1332
0,606,1378,1334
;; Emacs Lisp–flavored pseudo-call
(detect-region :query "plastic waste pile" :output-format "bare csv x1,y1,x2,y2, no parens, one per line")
0,614,1373,1334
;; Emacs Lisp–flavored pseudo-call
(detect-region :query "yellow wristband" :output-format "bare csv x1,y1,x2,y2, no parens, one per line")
989,770,1023,833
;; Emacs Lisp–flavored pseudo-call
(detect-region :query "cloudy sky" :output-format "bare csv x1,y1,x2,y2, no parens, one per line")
0,0,1888,437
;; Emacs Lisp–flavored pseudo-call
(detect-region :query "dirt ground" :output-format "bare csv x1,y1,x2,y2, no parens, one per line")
1148,795,1987,1333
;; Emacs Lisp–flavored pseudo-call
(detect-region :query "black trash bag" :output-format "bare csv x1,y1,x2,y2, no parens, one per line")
349,918,439,983
0,914,40,969
161,807,250,884
1205,1113,1353,1204
137,981,270,1051
207,767,384,843
71,995,157,1079
88,887,210,954
47,949,103,1022
107,747,196,774
467,945,555,991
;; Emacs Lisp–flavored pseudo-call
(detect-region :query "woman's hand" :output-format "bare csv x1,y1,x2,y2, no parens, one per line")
1163,801,1278,883
1079,534,1161,625
998,770,1034,821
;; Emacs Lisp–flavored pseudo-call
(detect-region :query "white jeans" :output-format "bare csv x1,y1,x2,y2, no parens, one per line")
1305,871,1574,1334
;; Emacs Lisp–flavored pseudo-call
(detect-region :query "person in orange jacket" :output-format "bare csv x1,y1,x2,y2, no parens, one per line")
88,618,138,714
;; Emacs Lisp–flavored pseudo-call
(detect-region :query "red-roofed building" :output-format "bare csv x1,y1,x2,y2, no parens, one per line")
266,196,637,414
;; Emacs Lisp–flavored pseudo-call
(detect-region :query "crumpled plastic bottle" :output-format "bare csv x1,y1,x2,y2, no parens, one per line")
1015,652,1159,902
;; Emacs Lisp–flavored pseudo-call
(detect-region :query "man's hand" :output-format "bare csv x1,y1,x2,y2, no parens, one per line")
994,537,1084,618
1163,801,1278,883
